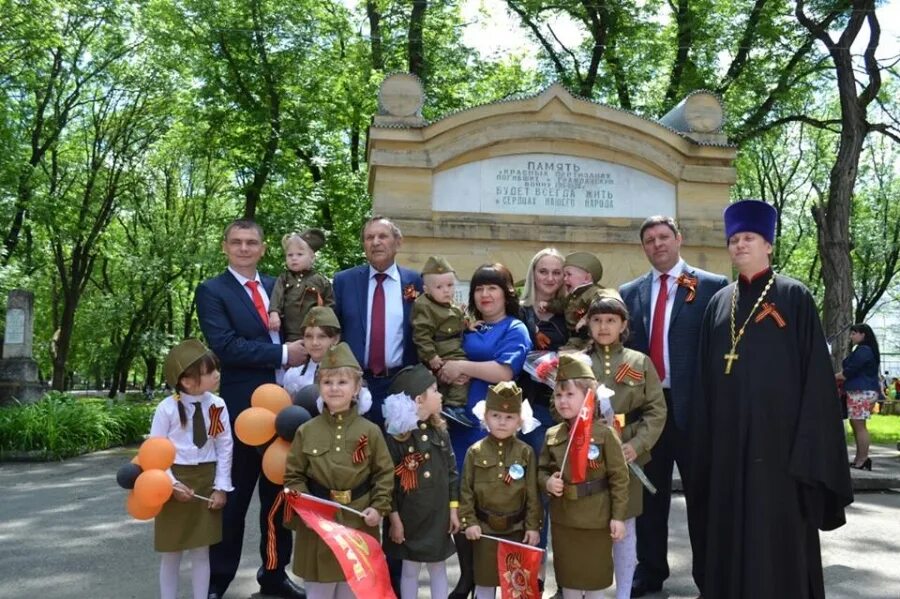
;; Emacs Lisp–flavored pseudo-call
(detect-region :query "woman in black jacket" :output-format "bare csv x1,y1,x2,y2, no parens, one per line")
836,323,882,470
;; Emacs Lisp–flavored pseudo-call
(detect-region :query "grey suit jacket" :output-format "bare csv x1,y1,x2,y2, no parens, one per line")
619,263,728,430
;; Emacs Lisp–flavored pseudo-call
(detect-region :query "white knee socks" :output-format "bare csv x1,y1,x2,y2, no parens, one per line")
613,517,637,599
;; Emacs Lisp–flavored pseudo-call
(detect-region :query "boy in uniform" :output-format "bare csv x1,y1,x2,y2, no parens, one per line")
269,228,334,342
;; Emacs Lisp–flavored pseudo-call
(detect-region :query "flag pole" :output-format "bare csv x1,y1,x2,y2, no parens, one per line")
286,491,367,518
558,387,595,476
480,534,545,553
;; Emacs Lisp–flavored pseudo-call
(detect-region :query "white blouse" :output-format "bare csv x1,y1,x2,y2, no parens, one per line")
282,360,319,396
149,392,234,492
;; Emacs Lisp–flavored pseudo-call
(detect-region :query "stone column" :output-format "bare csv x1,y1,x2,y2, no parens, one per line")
0,290,45,405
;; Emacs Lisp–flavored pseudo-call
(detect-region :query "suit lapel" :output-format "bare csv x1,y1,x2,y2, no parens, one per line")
399,268,413,322
357,266,370,336
639,272,653,334
669,264,694,324
223,271,266,330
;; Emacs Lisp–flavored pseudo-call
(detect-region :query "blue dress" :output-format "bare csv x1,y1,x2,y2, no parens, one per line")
449,316,532,470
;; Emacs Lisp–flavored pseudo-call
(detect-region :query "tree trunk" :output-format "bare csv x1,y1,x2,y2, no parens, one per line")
408,0,427,82
51,292,79,391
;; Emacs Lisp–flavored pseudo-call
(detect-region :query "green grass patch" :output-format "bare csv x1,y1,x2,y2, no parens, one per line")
845,413,900,446
0,392,155,460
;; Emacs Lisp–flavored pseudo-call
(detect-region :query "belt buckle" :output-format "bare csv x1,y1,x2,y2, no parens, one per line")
330,489,351,505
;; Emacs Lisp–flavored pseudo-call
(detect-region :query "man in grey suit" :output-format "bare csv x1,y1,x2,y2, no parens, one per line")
619,215,727,598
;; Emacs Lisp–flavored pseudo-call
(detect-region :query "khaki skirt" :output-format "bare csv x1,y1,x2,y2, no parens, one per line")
551,522,613,590
154,462,221,552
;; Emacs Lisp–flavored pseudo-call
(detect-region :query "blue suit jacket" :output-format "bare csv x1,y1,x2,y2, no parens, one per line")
620,264,728,430
196,270,282,417
332,264,423,369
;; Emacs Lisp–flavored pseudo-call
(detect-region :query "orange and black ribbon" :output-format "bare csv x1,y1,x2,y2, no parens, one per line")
535,331,551,350
676,273,698,303
352,435,369,464
615,363,644,384
265,490,285,570
208,405,226,437
754,302,787,328
589,458,601,470
306,286,324,306
403,284,419,302
394,452,426,492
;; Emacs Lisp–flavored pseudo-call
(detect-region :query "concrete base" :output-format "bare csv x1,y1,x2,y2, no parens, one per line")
0,357,45,406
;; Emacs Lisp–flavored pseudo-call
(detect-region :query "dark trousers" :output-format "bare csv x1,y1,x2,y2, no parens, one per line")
635,389,701,590
209,436,292,594
362,374,392,428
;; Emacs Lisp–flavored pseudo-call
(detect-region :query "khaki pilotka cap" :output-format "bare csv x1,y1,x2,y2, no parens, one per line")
389,364,436,398
319,342,361,371
301,306,341,332
298,228,326,251
421,255,455,275
564,252,604,283
485,381,523,414
555,354,596,382
163,339,210,387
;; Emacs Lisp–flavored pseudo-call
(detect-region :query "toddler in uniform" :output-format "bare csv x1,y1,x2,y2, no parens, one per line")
268,229,334,342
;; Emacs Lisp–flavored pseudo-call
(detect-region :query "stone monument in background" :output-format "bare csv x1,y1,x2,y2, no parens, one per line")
1,290,45,405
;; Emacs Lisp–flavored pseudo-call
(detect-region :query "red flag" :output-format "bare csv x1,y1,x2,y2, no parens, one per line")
285,494,396,599
568,388,596,484
497,541,541,599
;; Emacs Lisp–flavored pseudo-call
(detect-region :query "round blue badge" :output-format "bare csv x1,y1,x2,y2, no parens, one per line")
508,463,525,480
587,444,600,460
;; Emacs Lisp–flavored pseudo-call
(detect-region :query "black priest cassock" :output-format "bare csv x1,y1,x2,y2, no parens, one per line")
689,269,853,599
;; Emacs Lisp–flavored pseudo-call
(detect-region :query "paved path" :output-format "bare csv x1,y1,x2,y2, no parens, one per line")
1,445,898,598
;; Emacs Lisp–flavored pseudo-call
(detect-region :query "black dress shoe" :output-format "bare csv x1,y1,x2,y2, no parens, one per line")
259,578,306,599
207,593,221,599
631,578,663,597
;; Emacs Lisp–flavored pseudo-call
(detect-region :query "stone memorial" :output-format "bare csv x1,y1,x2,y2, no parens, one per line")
0,290,45,405
368,75,736,291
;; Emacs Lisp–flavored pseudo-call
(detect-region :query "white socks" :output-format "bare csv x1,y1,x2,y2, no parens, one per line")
612,517,637,599
159,547,209,599
400,560,449,598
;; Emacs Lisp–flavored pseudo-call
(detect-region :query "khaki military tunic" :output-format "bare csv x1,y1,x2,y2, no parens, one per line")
459,435,541,586
283,405,394,582
411,293,469,406
539,420,629,589
588,342,666,518
270,270,335,342
383,422,458,562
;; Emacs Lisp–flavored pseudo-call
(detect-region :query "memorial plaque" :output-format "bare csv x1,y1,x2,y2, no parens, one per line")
432,154,676,218
4,309,25,346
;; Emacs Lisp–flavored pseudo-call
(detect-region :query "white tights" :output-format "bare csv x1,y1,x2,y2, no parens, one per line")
159,547,209,599
304,581,355,599
400,560,448,599
612,517,637,599
562,589,607,599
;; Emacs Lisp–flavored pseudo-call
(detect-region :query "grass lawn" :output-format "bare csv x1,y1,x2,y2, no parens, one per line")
845,413,900,445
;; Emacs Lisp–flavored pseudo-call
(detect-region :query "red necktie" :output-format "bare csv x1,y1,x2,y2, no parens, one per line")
368,273,387,375
245,280,269,328
649,273,668,381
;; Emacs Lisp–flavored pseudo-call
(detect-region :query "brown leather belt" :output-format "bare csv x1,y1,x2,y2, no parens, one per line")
475,506,526,531
307,478,371,505
563,477,609,500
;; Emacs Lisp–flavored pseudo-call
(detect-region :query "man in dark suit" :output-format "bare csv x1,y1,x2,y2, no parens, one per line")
196,219,307,599
332,215,423,426
619,215,728,598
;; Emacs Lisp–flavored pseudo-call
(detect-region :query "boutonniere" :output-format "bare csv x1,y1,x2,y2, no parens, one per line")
676,273,698,303
352,435,369,464
754,302,787,328
208,405,226,436
615,363,644,384
394,452,426,492
403,284,419,302
503,463,526,485
574,307,587,320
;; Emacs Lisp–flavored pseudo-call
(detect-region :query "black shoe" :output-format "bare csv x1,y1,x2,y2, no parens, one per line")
207,594,221,599
259,578,306,599
449,532,474,598
631,578,663,597
443,406,475,428
850,457,872,471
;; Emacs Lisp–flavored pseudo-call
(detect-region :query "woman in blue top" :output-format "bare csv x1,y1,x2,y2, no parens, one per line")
438,262,532,599
836,323,881,470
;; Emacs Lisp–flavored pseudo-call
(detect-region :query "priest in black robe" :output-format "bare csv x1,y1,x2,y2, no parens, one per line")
689,199,852,599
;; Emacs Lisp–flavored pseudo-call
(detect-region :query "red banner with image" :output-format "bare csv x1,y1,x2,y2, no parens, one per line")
497,541,542,599
568,388,596,483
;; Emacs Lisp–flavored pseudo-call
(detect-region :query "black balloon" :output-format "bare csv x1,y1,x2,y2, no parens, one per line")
276,405,312,441
292,384,320,416
116,462,142,489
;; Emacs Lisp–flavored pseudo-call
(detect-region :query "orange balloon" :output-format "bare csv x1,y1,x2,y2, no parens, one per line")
235,407,277,446
126,491,162,520
133,469,173,507
262,439,292,485
131,455,140,465
138,437,176,471
251,383,291,415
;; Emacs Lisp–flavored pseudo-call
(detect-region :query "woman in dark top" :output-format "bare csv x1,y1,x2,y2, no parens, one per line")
836,323,881,470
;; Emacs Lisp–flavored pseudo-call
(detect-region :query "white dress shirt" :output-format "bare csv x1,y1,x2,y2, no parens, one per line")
649,258,685,389
282,360,319,396
149,392,234,491
364,263,405,370
228,266,288,371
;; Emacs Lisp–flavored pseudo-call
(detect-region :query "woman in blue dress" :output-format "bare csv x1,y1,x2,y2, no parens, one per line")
438,262,532,599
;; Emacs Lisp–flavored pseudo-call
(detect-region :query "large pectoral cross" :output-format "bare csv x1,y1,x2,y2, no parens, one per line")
724,351,739,375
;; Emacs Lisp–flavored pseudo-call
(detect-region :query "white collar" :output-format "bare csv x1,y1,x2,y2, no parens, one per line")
368,263,400,281
228,266,260,286
651,258,685,282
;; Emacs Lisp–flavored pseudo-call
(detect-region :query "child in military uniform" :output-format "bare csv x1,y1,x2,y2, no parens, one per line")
282,306,341,397
540,353,629,598
150,339,233,599
268,229,335,342
283,342,395,599
586,294,666,599
459,381,542,599
381,364,460,599
411,255,473,427
545,252,608,350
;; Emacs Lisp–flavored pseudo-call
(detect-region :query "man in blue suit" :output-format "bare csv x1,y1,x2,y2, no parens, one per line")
196,219,307,599
332,215,423,426
619,215,727,598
